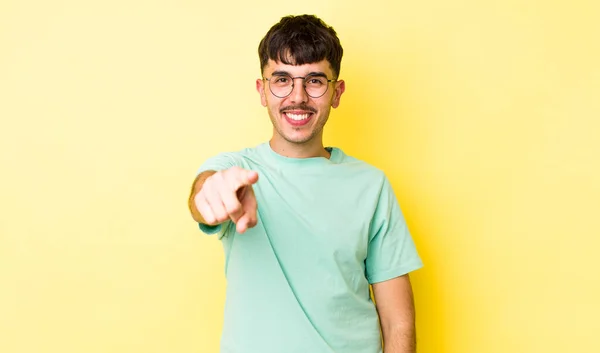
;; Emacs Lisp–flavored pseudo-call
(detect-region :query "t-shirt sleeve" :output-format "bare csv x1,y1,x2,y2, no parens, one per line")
195,152,240,237
196,152,240,175
365,175,423,284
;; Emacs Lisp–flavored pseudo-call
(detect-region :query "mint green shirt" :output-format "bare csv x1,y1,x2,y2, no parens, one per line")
197,142,423,353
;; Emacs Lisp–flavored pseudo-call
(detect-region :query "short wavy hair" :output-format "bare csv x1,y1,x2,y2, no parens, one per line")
258,15,343,78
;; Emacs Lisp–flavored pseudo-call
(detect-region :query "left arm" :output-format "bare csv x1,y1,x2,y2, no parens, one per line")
372,274,416,353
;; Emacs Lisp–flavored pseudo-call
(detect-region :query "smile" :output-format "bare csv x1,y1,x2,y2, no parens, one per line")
286,113,310,121
282,111,314,126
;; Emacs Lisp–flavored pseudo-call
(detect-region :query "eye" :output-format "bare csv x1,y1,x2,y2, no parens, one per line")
273,76,289,84
306,77,325,85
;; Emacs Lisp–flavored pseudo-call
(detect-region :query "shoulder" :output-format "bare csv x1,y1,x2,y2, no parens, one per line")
331,147,388,185
197,143,266,173
209,143,265,160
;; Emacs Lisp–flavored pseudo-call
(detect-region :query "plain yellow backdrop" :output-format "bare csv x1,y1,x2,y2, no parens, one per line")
1,1,599,352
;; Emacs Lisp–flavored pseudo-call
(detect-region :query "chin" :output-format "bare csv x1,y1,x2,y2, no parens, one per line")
284,134,315,144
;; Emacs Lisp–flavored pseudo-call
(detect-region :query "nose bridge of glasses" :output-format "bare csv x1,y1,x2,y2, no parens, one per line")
290,76,308,87
289,76,308,99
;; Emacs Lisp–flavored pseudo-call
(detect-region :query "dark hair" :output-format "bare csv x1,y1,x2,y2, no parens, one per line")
258,15,343,78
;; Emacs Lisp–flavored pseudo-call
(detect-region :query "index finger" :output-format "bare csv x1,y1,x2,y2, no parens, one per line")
240,170,259,186
227,168,259,190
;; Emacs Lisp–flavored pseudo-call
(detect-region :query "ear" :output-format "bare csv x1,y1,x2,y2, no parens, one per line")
256,78,267,107
331,80,345,108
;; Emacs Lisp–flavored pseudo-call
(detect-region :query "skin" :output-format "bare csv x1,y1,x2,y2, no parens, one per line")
372,274,417,353
256,59,345,159
188,58,416,352
188,167,258,234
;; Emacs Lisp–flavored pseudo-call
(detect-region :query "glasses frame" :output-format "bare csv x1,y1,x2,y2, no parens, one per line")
263,74,337,99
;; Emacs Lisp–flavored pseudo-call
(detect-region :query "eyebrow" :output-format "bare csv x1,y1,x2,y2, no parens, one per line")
271,70,328,78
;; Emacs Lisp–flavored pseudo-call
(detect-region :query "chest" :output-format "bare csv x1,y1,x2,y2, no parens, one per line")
251,169,380,266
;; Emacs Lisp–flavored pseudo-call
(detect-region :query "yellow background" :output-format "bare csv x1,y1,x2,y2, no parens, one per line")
1,0,599,352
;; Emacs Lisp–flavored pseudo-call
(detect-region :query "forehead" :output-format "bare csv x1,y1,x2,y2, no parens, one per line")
264,59,334,77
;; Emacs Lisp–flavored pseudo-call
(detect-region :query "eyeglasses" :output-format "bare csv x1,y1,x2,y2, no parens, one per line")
263,73,336,98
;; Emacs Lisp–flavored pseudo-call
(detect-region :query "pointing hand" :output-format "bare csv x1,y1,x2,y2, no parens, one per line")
195,167,259,233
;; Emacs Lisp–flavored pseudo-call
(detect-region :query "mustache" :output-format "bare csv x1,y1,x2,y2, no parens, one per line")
280,105,317,114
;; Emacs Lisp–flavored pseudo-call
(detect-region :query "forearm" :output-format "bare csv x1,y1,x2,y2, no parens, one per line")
381,323,416,353
372,275,417,353
188,170,216,223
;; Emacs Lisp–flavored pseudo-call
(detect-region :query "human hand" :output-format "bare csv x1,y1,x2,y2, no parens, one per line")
194,167,259,233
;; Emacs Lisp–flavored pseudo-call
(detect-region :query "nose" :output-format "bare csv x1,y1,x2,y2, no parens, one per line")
289,78,308,103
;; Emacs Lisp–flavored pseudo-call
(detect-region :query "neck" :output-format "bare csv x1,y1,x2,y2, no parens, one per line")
269,135,330,159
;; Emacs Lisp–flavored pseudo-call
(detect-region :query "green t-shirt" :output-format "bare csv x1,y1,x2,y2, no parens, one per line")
197,142,423,353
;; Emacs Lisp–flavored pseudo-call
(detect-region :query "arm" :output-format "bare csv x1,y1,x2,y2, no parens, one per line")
372,274,416,353
188,170,217,224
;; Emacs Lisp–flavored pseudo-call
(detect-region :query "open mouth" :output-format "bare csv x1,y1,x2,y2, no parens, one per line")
282,110,315,126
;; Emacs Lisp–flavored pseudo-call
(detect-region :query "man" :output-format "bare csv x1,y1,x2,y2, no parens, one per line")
188,14,423,353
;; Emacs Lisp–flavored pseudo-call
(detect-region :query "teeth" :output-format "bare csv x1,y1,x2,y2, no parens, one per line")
286,113,310,121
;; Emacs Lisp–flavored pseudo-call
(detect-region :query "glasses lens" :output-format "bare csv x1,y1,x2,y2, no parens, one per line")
269,75,293,97
267,74,331,98
304,75,328,98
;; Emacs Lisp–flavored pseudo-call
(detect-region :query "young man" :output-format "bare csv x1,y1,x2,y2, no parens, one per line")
188,15,423,353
